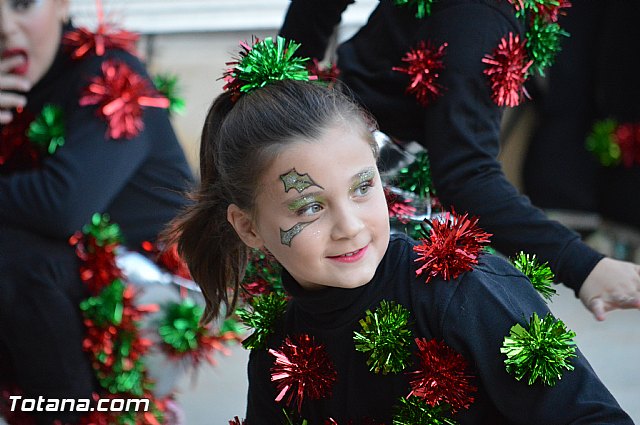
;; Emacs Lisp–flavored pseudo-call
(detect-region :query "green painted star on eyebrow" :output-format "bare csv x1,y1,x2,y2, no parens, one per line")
279,168,324,193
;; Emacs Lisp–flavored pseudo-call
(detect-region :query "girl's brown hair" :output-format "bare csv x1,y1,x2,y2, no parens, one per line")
164,80,376,323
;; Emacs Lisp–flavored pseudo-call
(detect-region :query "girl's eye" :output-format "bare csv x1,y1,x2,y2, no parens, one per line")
10,0,38,12
354,180,374,197
296,203,323,217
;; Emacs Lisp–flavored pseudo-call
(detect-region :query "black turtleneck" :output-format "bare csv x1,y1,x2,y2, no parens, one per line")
245,234,632,424
279,0,604,295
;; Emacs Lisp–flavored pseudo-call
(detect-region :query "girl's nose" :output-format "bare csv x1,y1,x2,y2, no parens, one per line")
330,203,365,241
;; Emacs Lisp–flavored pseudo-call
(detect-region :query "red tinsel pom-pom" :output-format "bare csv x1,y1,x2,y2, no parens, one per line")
385,187,417,224
269,334,338,413
228,417,246,425
307,58,341,87
407,338,477,412
393,40,448,107
482,32,533,107
413,210,492,283
79,59,170,139
0,109,40,174
614,123,640,168
63,25,139,60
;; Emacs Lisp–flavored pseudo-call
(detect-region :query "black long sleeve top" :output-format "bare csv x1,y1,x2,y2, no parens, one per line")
279,0,604,295
0,26,194,247
245,234,632,424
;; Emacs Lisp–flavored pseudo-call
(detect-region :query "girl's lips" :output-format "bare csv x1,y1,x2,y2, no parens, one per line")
2,49,29,76
327,245,369,263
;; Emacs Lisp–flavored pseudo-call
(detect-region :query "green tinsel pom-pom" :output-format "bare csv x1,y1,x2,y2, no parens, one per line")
511,252,557,300
83,213,123,246
158,299,206,353
80,278,126,327
353,300,413,374
236,292,288,350
28,104,65,155
153,73,186,115
501,312,576,386
525,15,569,77
393,0,436,18
586,119,621,167
228,36,313,94
392,396,458,425
396,151,435,200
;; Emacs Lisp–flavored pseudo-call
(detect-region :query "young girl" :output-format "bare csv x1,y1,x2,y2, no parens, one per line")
170,39,633,424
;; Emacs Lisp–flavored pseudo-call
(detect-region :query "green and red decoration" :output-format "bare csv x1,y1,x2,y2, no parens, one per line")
385,187,418,224
414,211,492,283
63,0,139,60
396,151,435,199
586,119,640,168
392,396,458,425
237,292,288,350
501,312,576,386
79,59,170,140
153,73,186,115
27,104,66,155
511,251,556,300
269,334,338,413
482,33,532,107
222,36,316,100
353,301,413,375
407,338,476,412
393,0,437,18
307,59,341,88
393,40,447,107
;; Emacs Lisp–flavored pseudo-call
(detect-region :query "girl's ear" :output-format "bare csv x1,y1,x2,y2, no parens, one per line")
227,204,264,249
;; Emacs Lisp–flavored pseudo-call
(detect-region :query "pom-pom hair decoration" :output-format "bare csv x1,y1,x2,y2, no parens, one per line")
236,292,288,350
27,104,66,155
392,396,459,425
393,40,447,107
407,338,477,412
222,36,317,99
306,58,341,88
613,123,640,168
269,334,338,413
501,312,576,386
413,211,492,283
62,0,139,60
482,33,532,107
393,0,437,19
79,59,170,140
353,300,414,374
511,251,557,300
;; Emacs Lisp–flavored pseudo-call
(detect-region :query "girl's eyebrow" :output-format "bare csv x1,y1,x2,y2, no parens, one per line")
350,166,376,190
282,191,324,208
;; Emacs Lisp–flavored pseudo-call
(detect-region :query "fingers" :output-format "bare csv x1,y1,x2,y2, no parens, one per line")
0,56,31,125
587,297,607,322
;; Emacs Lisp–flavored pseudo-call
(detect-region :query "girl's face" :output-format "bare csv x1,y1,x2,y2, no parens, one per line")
0,0,69,84
242,122,390,291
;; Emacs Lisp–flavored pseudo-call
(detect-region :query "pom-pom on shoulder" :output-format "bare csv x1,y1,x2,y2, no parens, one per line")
413,210,492,283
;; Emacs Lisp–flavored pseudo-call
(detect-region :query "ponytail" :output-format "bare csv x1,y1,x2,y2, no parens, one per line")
163,92,248,324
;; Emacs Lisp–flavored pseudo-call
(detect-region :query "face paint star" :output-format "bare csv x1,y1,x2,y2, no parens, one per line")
280,220,316,247
280,168,323,193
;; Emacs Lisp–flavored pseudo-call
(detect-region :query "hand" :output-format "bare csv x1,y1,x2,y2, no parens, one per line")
0,54,31,125
579,257,640,321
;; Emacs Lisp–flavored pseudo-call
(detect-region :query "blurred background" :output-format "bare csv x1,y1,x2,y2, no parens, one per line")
64,1,639,423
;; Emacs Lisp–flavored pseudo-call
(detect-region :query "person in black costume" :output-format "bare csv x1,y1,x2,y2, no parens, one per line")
524,1,640,233
0,0,193,423
278,0,640,320
166,46,633,422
